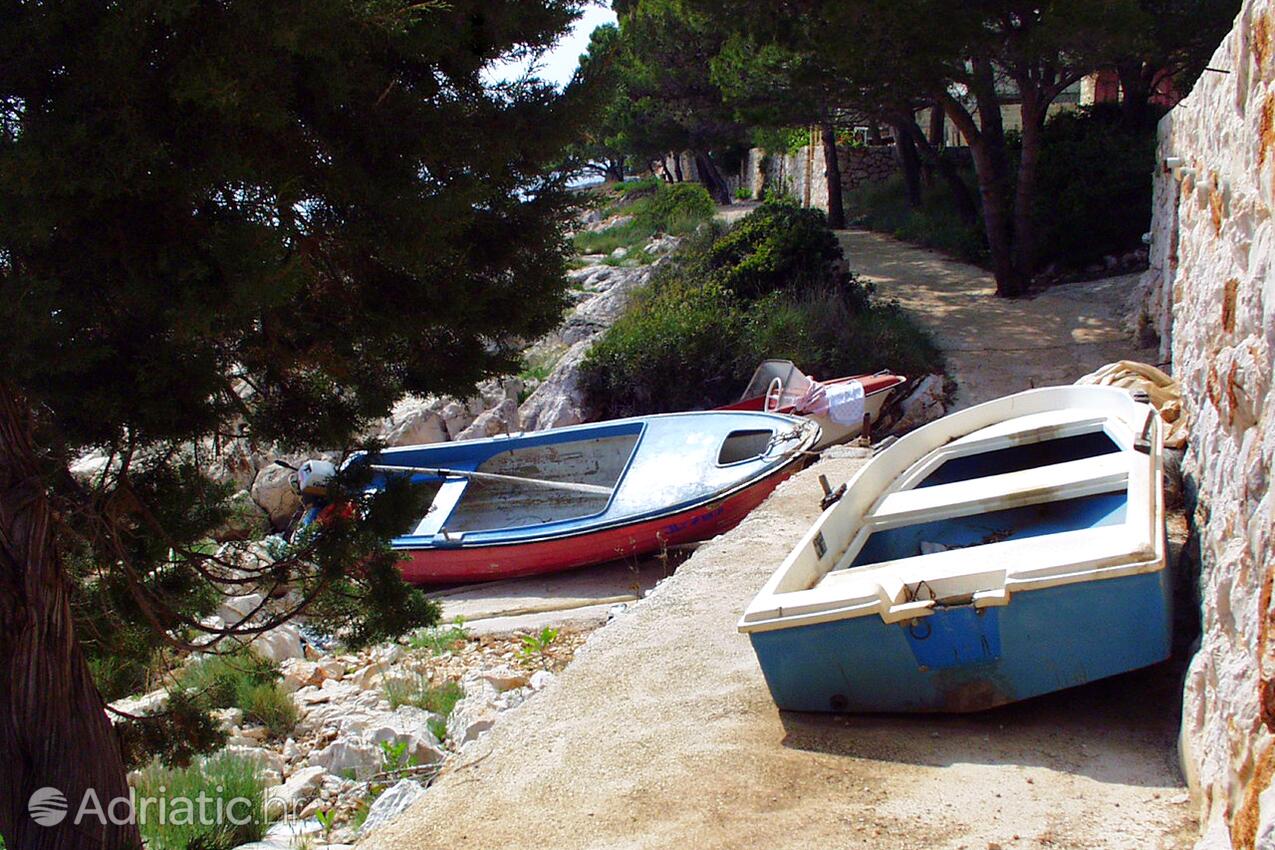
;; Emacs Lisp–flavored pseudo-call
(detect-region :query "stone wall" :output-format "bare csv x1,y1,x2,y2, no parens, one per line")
738,132,896,212
1136,2,1275,847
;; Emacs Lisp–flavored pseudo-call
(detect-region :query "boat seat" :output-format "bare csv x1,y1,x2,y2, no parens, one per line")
865,452,1129,533
744,524,1156,626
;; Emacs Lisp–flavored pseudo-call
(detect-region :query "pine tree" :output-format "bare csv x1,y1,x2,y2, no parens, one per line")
0,2,586,847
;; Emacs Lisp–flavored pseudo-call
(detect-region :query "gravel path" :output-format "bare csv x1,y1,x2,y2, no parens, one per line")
365,233,1194,850
837,229,1159,409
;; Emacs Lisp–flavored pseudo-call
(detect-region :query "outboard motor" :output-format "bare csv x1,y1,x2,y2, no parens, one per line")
293,458,337,501
277,458,338,536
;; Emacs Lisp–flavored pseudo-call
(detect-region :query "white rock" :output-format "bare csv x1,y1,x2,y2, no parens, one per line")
529,669,557,691
279,659,323,693
316,657,346,680
378,396,449,447
250,463,301,528
109,688,168,720
308,737,381,780
609,246,628,259
251,624,305,664
216,593,265,626
446,682,502,747
887,373,947,434
213,707,244,730
518,340,592,431
263,765,327,814
372,644,404,667
358,779,428,836
455,397,520,441
439,400,474,439
214,490,270,541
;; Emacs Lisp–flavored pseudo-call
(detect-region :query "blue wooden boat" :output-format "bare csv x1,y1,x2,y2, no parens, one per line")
341,411,819,583
738,385,1170,712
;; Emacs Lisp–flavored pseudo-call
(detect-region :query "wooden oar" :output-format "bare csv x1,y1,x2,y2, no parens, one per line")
370,463,614,496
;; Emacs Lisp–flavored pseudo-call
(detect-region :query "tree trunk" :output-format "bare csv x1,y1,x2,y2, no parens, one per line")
940,60,1024,296
903,119,978,226
891,119,923,209
819,119,846,229
1116,60,1154,130
693,151,731,205
0,385,141,850
1012,93,1045,286
672,153,684,183
928,101,945,147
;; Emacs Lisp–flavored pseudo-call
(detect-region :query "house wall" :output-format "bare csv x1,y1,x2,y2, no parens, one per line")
1135,2,1275,847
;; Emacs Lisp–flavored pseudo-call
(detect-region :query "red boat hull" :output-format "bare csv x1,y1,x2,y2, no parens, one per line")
396,460,804,584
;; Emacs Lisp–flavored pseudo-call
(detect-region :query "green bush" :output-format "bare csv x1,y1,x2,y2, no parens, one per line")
177,648,277,707
580,201,943,419
844,172,988,265
177,648,296,739
574,182,716,256
1029,105,1155,270
132,751,267,850
239,681,299,738
580,281,750,416
632,182,716,233
733,186,752,200
705,198,856,301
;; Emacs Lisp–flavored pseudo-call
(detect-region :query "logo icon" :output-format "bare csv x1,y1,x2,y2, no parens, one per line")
29,787,68,826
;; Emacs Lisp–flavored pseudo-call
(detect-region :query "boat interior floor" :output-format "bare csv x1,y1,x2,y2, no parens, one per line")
442,434,639,532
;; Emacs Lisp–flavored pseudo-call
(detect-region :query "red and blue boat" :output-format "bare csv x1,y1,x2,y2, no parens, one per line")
342,411,819,584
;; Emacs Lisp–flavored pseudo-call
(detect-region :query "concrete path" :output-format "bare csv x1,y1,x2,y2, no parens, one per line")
837,229,1158,408
367,233,1193,850
367,460,1193,850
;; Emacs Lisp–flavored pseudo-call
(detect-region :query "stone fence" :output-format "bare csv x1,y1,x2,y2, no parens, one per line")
737,135,897,212
1132,1,1275,847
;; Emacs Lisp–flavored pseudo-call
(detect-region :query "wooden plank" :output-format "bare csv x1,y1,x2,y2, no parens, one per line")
867,452,1129,531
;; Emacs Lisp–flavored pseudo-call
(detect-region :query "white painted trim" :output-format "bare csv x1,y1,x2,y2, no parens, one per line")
738,385,1166,634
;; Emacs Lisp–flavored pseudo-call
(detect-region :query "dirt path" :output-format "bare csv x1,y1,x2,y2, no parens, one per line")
837,229,1158,407
365,234,1193,850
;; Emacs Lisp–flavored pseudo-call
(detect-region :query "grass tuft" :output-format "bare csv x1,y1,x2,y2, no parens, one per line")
384,675,464,717
132,751,267,850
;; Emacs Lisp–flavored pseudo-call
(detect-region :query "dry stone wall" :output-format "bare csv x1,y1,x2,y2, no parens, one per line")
739,138,896,210
1135,3,1275,847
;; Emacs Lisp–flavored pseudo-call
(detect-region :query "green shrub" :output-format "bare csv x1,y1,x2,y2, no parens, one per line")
844,172,988,265
177,648,296,738
384,675,464,716
733,186,752,200
1029,105,1155,271
745,290,941,383
614,175,661,197
632,182,716,233
580,281,751,417
132,751,267,850
177,648,277,708
239,681,299,738
579,201,943,419
705,197,855,301
573,182,715,256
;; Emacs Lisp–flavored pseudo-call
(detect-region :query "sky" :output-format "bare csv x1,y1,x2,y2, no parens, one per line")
488,3,618,89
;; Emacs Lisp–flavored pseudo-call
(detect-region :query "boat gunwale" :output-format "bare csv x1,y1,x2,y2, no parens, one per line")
371,410,821,550
737,385,1166,634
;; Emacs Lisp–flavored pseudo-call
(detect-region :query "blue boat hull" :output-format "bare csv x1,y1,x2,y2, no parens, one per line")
747,568,1172,713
